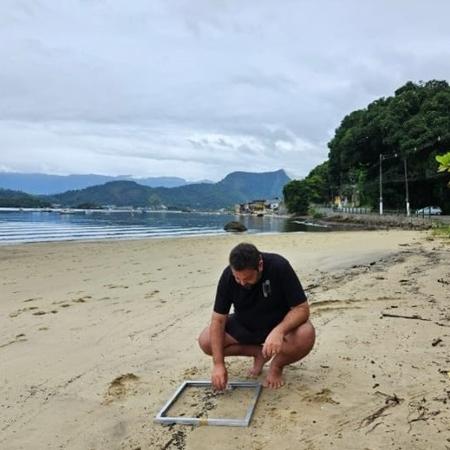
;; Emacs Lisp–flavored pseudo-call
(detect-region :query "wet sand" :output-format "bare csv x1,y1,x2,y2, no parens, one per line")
1,230,449,449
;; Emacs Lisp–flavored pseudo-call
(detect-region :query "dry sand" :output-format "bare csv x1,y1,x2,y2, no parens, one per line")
0,230,449,450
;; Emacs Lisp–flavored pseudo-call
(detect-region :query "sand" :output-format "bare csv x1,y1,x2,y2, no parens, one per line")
0,230,449,450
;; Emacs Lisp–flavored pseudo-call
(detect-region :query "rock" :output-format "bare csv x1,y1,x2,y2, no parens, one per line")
224,221,247,232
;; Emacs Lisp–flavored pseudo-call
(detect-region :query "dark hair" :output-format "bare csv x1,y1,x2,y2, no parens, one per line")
229,243,261,270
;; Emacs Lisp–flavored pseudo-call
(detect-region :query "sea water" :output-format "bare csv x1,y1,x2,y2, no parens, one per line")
0,209,332,245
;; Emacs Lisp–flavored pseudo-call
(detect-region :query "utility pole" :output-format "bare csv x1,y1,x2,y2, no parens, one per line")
403,158,410,217
379,153,398,215
379,154,383,215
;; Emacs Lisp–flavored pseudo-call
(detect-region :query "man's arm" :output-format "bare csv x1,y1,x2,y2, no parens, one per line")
210,312,228,390
275,302,310,335
262,302,310,358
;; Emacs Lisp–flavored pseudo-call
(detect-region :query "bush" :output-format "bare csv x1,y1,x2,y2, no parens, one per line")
431,222,450,239
307,207,324,219
283,180,310,215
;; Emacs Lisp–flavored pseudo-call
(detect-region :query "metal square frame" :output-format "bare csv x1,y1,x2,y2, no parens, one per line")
154,380,262,427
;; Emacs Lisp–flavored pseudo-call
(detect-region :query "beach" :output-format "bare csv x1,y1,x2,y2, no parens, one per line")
1,230,449,450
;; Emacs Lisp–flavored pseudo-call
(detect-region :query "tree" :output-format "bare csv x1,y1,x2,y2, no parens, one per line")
148,193,162,208
327,79,450,211
283,180,310,214
303,161,330,204
436,152,450,187
0,188,51,208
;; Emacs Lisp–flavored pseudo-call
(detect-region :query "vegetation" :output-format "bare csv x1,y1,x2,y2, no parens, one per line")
75,202,103,209
307,207,324,219
0,189,51,208
328,80,450,211
431,222,450,239
47,170,290,209
283,180,310,215
284,80,450,214
283,162,330,214
436,152,450,186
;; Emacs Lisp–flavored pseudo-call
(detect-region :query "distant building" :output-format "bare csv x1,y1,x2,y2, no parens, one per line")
264,198,281,211
249,200,266,213
235,197,282,215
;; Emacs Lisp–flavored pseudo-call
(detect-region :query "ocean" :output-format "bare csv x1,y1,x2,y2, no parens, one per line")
0,209,331,245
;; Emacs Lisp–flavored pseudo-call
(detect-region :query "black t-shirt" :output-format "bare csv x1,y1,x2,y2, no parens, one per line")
213,253,307,333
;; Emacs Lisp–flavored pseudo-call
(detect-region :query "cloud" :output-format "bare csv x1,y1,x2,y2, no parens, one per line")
0,119,325,181
1,0,450,180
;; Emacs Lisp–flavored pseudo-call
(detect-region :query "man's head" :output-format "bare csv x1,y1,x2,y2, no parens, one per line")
229,242,263,288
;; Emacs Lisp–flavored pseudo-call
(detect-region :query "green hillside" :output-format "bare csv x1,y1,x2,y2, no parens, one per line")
0,189,51,208
48,170,290,209
284,80,450,214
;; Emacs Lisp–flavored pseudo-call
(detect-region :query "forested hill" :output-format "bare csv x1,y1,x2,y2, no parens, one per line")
217,170,290,200
46,169,290,209
0,188,51,208
284,80,450,214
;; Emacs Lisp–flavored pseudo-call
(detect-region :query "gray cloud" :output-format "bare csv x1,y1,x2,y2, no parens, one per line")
1,0,450,181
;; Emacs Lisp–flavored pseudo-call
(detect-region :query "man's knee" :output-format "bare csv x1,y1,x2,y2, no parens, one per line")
287,320,316,355
300,320,315,342
198,327,212,355
306,321,316,351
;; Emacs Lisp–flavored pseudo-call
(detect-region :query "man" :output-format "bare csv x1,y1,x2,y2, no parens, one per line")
198,242,315,390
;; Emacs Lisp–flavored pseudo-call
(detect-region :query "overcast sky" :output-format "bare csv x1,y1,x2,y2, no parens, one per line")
1,0,450,181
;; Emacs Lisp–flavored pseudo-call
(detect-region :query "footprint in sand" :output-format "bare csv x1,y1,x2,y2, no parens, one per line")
183,366,199,377
73,298,85,303
103,373,140,404
0,334,28,348
302,388,340,405
23,297,42,303
9,306,40,317
104,284,129,289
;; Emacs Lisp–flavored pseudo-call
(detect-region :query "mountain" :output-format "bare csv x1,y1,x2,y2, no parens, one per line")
218,169,290,200
0,172,192,195
0,188,51,208
47,169,290,209
131,176,190,188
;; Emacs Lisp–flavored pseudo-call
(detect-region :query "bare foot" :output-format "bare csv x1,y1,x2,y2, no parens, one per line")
263,364,285,389
247,348,270,378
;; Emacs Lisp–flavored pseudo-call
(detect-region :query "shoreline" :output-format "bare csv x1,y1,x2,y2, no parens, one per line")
0,224,370,247
1,230,449,449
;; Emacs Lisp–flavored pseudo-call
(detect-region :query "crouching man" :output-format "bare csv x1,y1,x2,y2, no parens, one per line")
198,242,315,389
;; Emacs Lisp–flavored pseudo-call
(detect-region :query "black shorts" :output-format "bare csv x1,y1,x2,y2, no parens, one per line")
225,314,270,345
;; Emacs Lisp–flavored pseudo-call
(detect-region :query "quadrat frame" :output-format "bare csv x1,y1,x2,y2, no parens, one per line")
154,380,262,427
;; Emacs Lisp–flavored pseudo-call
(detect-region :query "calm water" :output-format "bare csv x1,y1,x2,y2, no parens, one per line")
0,209,332,245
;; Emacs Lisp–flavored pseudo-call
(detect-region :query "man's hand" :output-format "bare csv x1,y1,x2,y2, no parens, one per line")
211,363,228,391
262,328,284,358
